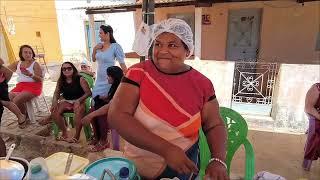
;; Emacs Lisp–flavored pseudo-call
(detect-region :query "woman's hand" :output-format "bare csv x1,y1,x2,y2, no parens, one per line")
99,95,108,102
162,145,198,175
20,68,33,77
204,162,229,180
81,114,94,125
73,100,81,109
93,43,103,51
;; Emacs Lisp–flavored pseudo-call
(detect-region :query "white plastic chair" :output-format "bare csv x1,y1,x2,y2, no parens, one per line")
26,92,49,124
25,65,49,123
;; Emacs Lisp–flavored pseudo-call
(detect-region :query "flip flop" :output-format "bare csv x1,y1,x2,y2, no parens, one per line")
56,136,69,142
88,142,110,152
67,137,79,144
87,138,98,146
37,116,52,126
18,115,27,129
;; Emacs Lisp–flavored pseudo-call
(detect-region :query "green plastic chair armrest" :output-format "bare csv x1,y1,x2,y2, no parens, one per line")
199,128,211,179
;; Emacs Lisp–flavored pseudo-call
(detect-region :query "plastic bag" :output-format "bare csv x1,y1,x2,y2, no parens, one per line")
254,171,286,180
132,22,153,56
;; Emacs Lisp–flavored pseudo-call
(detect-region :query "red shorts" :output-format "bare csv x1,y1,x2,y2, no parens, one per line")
11,82,43,96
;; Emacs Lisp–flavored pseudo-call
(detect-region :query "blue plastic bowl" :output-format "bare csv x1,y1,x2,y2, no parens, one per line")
83,157,139,180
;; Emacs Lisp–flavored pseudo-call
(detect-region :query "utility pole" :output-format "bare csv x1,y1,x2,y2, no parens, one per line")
140,0,154,62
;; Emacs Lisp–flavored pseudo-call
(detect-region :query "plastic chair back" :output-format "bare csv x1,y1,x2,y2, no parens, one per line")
220,107,249,170
79,72,94,89
199,107,255,180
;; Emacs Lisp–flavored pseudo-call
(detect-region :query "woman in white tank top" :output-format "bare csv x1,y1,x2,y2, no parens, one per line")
6,45,43,122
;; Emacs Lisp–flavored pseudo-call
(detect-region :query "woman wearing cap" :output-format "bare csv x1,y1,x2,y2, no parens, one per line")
108,19,229,180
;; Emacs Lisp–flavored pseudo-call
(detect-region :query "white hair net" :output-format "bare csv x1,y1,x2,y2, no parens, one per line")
132,18,194,58
80,57,91,66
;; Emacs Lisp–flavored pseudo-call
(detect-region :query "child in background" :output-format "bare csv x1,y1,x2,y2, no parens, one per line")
0,58,27,128
79,60,95,78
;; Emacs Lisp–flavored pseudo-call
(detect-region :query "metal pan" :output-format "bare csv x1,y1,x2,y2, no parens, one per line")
0,144,28,180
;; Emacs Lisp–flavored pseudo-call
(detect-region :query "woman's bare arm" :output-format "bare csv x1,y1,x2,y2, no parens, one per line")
0,58,13,81
78,77,92,103
201,99,227,163
119,63,128,73
31,62,44,82
3,61,19,80
201,99,229,179
87,104,110,119
7,61,18,72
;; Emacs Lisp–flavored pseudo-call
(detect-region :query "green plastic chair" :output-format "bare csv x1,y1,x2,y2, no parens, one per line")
79,72,95,89
199,107,255,180
52,72,94,140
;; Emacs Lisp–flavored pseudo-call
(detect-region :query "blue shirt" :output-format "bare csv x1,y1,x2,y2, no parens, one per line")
92,43,125,97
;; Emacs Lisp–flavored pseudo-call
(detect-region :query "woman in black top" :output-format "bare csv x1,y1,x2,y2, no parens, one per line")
52,62,91,143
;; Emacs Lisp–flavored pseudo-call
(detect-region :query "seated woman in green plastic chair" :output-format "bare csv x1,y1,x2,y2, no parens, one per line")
51,62,92,143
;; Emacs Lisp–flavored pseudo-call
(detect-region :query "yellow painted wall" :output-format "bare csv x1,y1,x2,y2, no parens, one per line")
133,1,319,64
0,0,62,63
0,21,15,64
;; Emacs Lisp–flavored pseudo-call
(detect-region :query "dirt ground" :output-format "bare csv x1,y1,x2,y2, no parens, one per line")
231,130,319,180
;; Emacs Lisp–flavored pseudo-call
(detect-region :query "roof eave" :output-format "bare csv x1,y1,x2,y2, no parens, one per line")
85,1,196,15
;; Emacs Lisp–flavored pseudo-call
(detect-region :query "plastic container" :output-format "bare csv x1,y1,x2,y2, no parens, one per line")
54,173,96,180
45,152,89,177
30,164,49,180
83,157,140,180
119,167,130,180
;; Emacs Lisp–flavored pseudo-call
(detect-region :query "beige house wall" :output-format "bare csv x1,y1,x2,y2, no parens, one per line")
202,1,319,63
133,1,319,64
202,1,320,64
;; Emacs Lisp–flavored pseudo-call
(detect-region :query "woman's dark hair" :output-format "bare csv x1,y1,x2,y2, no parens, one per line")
57,62,79,90
106,66,123,102
100,25,117,43
19,45,35,61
